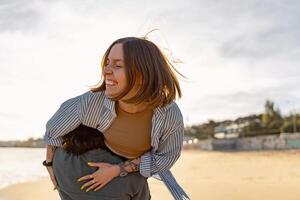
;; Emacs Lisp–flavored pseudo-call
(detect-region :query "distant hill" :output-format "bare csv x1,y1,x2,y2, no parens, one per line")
0,138,45,148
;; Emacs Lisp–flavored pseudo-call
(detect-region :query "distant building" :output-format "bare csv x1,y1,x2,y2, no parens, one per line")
214,122,250,139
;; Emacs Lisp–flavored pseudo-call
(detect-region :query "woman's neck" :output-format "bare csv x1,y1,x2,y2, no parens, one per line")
117,100,148,114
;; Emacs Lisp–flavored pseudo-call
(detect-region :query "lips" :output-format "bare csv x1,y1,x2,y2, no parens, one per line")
105,79,118,86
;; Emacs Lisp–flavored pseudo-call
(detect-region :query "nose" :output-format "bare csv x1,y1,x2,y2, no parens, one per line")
104,65,112,74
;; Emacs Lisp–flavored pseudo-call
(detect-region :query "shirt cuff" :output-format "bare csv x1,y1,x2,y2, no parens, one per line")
44,134,63,146
139,152,152,177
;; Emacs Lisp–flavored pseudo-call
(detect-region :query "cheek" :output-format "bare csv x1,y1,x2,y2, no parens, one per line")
115,71,127,88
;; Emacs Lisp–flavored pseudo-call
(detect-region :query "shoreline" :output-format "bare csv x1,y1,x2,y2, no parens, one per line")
0,175,47,190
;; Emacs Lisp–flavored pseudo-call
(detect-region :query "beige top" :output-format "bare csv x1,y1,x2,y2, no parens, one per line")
104,102,153,159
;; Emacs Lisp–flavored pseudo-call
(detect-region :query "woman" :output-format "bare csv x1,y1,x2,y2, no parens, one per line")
44,37,190,200
53,124,150,199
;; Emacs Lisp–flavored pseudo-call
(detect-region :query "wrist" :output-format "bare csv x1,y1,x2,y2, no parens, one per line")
42,160,53,167
112,165,121,177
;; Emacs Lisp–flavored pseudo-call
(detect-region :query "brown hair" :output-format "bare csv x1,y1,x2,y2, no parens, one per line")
62,124,109,155
89,37,184,108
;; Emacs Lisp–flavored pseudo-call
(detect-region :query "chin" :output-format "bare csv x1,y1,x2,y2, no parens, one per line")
105,90,118,98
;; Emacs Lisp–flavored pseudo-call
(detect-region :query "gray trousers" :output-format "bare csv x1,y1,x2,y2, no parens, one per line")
53,147,151,200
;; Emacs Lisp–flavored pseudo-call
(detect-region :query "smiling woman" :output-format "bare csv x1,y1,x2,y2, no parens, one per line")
91,37,183,109
44,36,189,200
102,44,129,100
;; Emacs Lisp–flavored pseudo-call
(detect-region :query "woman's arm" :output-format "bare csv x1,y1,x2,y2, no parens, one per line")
112,105,184,177
44,91,91,146
139,104,184,177
44,91,92,190
78,157,141,192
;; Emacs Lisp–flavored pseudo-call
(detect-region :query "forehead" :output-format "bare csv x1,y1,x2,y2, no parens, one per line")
108,43,124,60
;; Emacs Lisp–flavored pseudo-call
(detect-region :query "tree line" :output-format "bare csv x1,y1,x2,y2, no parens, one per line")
185,99,300,139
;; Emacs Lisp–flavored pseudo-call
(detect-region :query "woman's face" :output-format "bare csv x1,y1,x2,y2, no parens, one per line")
104,43,141,101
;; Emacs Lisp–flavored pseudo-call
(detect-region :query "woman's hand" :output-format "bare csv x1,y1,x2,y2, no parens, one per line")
46,166,58,190
77,162,120,192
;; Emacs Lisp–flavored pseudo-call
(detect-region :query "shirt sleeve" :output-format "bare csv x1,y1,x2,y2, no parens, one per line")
44,91,92,146
139,104,184,177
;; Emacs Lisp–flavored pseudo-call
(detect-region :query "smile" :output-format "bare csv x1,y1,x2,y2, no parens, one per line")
105,79,118,86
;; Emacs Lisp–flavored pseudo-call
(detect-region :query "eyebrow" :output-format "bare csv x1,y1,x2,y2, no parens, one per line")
107,58,123,62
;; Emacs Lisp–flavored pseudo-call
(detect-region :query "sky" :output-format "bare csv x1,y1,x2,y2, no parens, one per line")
0,0,300,140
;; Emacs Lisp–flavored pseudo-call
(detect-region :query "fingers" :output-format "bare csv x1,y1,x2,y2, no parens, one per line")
77,174,93,182
93,183,106,192
47,167,58,190
53,185,58,191
86,182,102,192
95,168,102,174
50,176,57,186
81,179,96,190
50,176,57,190
80,179,104,192
87,162,104,168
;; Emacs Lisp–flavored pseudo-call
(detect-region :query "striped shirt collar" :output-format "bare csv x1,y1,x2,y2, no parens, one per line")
103,94,171,117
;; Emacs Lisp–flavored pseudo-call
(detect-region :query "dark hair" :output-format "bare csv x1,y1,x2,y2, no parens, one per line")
89,37,184,108
62,124,108,155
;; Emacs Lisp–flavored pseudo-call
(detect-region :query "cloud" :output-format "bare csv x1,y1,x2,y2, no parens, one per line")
0,0,45,32
182,82,300,125
0,0,300,139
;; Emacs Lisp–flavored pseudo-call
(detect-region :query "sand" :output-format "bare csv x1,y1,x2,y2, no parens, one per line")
0,150,300,200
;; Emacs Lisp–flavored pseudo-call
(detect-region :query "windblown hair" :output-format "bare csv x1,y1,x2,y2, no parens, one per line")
89,37,184,108
62,124,108,155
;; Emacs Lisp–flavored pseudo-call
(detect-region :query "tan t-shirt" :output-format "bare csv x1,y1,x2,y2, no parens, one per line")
104,102,153,159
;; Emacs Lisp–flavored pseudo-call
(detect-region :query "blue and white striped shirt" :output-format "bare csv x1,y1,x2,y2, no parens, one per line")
44,90,190,200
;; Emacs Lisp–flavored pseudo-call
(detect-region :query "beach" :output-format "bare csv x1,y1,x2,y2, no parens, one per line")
0,149,300,200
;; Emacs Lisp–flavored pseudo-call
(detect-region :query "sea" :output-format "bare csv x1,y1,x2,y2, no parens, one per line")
0,147,48,189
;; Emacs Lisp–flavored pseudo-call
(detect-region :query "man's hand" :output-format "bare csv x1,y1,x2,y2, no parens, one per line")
77,162,120,192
